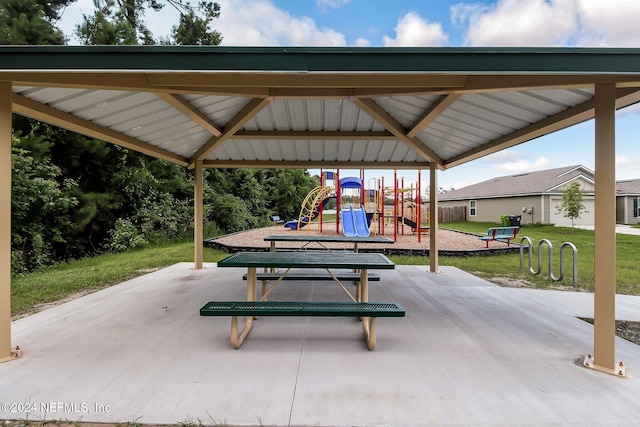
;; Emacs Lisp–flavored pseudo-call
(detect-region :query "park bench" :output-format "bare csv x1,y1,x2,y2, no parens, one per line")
200,300,405,350
270,215,284,225
478,226,520,248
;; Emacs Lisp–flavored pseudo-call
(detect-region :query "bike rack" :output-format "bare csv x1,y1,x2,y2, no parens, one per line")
519,236,578,285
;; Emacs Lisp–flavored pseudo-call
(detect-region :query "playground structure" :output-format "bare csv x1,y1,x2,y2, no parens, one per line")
285,170,429,243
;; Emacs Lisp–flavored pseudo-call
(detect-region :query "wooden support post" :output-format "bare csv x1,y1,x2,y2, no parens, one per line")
193,160,204,270
0,82,15,362
429,167,439,273
589,83,624,376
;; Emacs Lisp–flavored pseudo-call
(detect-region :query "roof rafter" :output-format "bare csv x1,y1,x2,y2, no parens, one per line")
444,87,640,168
12,94,189,166
188,97,273,167
351,97,442,168
156,93,222,137
407,93,461,138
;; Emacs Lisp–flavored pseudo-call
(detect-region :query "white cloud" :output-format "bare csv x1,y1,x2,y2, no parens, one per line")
382,12,448,47
315,0,351,9
216,0,347,46
454,0,579,46
354,37,372,47
454,0,640,47
576,0,640,46
484,151,552,174
616,155,640,179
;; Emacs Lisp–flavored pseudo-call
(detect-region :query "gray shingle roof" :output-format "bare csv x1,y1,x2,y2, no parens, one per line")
439,165,594,201
616,179,640,195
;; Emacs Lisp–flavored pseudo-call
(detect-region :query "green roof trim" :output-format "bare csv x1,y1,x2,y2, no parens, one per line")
2,46,640,73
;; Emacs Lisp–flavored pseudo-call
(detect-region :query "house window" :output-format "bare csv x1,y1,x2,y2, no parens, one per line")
469,200,477,217
634,197,640,217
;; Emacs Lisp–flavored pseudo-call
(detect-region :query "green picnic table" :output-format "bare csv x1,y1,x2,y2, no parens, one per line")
203,251,401,349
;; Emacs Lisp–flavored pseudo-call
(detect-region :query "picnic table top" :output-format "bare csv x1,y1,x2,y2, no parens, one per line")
217,251,396,269
264,234,394,244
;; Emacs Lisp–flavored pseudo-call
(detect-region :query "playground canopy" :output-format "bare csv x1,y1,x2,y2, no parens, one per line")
2,46,640,375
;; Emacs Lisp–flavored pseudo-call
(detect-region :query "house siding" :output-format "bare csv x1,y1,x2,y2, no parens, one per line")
543,195,552,223
438,196,542,224
620,196,640,225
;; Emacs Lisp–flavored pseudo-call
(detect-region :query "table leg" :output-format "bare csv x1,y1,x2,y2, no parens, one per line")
359,269,368,302
359,268,375,348
230,267,257,349
362,317,377,350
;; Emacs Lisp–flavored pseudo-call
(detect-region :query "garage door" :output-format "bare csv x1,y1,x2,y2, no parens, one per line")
550,198,595,227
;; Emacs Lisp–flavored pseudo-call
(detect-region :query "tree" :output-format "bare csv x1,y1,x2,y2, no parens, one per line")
11,136,79,273
76,0,221,45
0,0,69,44
556,181,588,232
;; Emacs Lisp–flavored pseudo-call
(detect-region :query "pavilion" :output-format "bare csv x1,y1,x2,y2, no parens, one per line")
2,46,640,376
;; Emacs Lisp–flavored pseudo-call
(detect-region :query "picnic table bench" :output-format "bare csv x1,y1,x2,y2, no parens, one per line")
202,251,401,349
478,226,520,248
200,301,405,350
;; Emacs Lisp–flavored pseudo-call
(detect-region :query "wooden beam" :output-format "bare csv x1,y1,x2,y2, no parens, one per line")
457,74,640,94
0,83,11,361
193,160,204,270
232,130,396,140
203,159,430,169
429,167,439,273
444,99,595,168
444,87,640,168
352,97,444,168
188,97,273,167
146,73,469,89
592,83,619,375
407,94,461,138
156,92,222,137
12,94,189,166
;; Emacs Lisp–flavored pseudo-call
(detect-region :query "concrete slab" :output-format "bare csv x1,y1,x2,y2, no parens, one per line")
1,263,640,426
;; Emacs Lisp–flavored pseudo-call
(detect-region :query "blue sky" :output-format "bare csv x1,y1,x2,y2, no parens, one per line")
57,0,640,191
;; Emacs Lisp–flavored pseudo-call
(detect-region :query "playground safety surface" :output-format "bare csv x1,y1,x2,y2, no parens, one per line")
206,223,519,256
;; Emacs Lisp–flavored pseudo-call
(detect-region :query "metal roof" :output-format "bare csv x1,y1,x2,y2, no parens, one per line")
3,46,640,171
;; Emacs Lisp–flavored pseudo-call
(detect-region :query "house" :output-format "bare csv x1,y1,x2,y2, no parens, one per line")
437,165,596,226
616,179,640,225
438,165,640,226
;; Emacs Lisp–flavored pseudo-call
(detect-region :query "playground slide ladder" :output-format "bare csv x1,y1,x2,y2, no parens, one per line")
296,186,334,234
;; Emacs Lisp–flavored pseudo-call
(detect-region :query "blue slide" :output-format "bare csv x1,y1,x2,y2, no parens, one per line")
353,206,371,237
341,205,357,237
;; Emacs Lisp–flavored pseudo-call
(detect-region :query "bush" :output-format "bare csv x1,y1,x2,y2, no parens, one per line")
108,218,148,252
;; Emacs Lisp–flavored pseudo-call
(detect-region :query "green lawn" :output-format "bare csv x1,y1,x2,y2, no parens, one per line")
10,223,640,317
11,243,227,317
432,222,640,295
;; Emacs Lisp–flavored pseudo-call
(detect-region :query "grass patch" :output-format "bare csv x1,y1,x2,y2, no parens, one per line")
11,243,227,317
395,221,640,294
